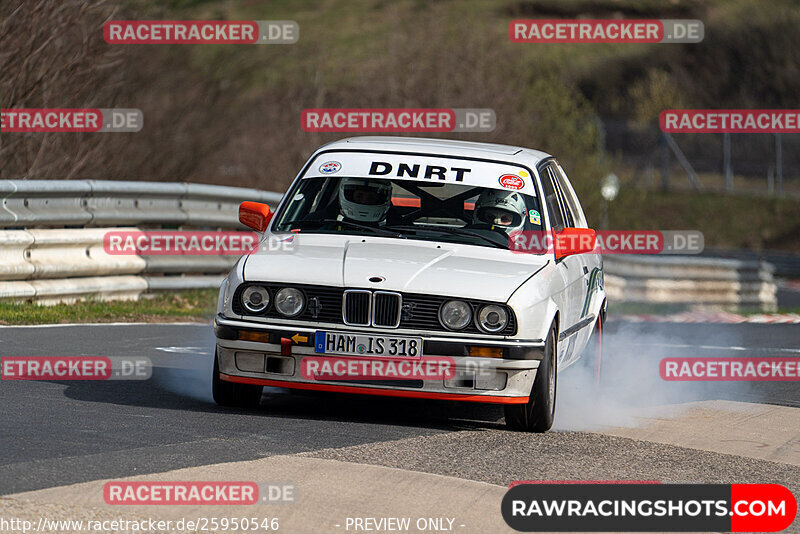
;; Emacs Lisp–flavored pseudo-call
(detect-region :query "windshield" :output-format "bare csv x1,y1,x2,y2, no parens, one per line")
273,176,544,250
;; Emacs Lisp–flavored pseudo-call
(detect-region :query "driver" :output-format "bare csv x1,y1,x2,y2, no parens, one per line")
338,178,392,223
472,189,527,233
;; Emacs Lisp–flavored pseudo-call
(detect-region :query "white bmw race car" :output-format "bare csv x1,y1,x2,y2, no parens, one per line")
213,137,605,432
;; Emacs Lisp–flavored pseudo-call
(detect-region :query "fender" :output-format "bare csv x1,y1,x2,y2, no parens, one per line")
507,292,560,344
218,257,247,318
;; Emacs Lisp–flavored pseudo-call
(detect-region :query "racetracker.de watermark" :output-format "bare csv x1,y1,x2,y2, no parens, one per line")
104,20,298,44
103,481,296,505
661,109,800,133
301,356,457,381
103,231,295,255
660,357,800,381
510,19,704,43
1,357,152,381
0,109,142,132
301,108,495,133
509,230,704,255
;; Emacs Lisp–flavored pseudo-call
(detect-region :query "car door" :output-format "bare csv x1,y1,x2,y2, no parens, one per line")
537,162,583,365
552,160,601,363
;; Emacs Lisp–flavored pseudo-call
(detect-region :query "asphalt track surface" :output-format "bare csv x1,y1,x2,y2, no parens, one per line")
0,320,798,532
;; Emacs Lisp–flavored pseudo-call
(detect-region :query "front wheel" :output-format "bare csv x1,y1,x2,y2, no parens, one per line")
504,324,557,432
212,350,263,408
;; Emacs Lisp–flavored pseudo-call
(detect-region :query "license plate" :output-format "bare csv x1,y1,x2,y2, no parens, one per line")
314,331,423,358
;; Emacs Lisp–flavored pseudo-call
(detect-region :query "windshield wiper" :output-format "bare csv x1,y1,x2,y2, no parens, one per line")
292,218,407,239
387,225,507,250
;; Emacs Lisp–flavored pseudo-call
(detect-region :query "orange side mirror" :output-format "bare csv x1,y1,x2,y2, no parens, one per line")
554,228,596,260
239,201,273,232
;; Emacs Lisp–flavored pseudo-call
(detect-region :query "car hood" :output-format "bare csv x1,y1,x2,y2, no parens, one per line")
243,233,548,302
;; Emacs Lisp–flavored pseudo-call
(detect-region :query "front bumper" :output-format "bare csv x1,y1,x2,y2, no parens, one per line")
214,316,543,404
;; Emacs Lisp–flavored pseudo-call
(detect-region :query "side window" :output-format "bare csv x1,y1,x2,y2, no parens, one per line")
538,165,567,231
552,162,587,228
551,168,575,228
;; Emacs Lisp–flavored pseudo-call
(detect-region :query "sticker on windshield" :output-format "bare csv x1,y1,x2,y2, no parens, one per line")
499,174,524,190
303,153,536,195
319,161,341,174
529,209,541,225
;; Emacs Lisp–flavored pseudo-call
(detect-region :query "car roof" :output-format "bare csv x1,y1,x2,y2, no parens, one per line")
315,136,553,167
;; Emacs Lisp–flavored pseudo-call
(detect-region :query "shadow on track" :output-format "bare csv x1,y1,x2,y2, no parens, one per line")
53,361,507,433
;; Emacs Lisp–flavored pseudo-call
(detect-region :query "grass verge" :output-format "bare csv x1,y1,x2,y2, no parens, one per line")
606,188,800,250
0,289,218,326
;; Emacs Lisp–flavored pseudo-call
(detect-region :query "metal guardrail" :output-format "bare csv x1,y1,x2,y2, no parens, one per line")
0,180,783,309
0,180,282,228
701,247,800,279
603,255,778,311
0,181,282,304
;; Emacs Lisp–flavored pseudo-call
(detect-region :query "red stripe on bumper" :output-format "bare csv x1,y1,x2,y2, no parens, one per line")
219,373,529,404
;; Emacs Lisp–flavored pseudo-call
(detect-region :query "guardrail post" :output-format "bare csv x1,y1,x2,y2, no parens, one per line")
723,132,733,192
775,132,783,196
660,132,670,191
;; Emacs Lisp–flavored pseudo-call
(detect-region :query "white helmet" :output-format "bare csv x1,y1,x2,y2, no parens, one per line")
338,178,392,222
473,189,527,232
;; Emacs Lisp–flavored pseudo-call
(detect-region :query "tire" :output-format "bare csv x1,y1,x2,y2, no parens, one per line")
504,324,557,432
212,350,263,408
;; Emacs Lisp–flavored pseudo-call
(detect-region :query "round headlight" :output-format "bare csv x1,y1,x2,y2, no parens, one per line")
477,304,508,333
241,285,269,313
275,287,305,317
439,300,472,330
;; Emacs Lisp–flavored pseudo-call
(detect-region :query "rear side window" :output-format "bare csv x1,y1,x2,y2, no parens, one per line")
539,165,568,231
551,162,586,228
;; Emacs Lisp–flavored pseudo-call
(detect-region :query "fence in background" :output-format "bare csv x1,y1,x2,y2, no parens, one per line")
603,120,799,196
0,180,781,310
